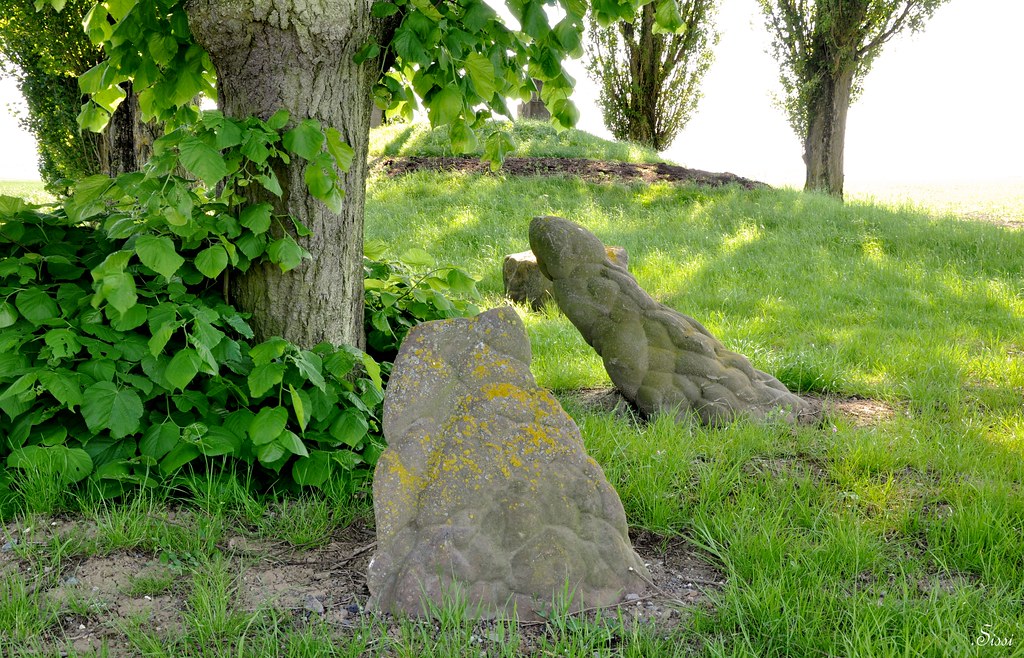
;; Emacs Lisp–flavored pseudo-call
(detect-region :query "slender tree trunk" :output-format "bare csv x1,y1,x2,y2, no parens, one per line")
99,84,157,176
186,0,380,349
803,67,855,199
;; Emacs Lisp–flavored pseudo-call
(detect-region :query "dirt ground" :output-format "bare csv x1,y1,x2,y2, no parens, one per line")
1,518,725,655
377,156,766,189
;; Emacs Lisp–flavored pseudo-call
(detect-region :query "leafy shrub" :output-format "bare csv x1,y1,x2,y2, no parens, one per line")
0,109,479,516
364,241,480,363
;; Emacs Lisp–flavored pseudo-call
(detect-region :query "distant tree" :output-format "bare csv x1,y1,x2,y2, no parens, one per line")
0,0,156,189
0,0,101,188
585,0,717,151
757,0,949,198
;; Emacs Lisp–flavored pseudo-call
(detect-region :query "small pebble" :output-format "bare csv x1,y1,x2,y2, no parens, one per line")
78,624,86,630
303,595,325,616
625,593,640,602
345,604,361,615
1,539,16,552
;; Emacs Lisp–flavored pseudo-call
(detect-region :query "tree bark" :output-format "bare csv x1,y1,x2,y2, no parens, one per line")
802,66,855,198
98,84,157,176
185,0,380,349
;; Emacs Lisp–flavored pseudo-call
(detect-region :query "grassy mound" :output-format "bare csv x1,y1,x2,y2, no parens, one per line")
369,119,666,163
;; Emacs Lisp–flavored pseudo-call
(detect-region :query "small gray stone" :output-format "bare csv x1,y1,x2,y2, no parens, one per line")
367,307,649,621
503,246,628,311
1,539,16,552
303,595,325,616
529,216,821,426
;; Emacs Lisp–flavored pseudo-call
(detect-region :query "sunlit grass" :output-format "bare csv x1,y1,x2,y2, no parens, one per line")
0,180,54,205
3,135,1024,655
370,119,666,163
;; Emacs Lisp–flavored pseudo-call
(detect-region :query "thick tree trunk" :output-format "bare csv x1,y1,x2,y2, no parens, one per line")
803,67,855,198
186,0,379,349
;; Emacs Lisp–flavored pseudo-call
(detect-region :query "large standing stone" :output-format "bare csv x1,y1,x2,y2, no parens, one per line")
367,307,649,620
503,246,629,311
529,216,821,426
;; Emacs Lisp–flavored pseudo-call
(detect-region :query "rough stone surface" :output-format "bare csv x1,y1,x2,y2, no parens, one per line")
367,307,649,620
529,216,822,426
503,247,629,311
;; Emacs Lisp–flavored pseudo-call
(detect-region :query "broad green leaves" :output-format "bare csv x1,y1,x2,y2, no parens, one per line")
82,382,143,438
135,235,185,280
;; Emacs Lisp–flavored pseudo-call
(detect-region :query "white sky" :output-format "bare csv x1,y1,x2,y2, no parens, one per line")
1,0,1022,187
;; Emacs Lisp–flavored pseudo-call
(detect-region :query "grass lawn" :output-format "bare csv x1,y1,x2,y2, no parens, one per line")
2,125,1023,656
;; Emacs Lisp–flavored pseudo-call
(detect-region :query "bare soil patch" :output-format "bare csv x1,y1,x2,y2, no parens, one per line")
377,156,766,189
563,387,901,429
3,517,722,655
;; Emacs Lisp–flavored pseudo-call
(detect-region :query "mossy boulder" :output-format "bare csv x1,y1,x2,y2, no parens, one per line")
529,215,821,426
367,307,649,620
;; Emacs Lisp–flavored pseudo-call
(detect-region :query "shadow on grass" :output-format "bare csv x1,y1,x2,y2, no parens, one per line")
367,175,1024,405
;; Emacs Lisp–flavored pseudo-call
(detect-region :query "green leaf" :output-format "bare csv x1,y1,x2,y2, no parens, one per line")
78,102,111,133
1,373,37,402
329,409,368,447
38,370,83,409
464,52,496,100
92,85,127,114
7,446,92,484
81,382,143,438
267,109,290,130
148,321,177,356
277,430,309,457
44,329,81,359
361,352,383,392
267,236,305,272
654,0,684,32
399,247,435,268
293,350,326,391
197,426,241,457
304,163,334,199
179,135,228,187
99,273,138,313
392,24,427,63
289,384,309,432
248,362,286,398
282,120,325,160
353,40,381,64
160,443,200,476
164,348,202,390
15,288,59,326
104,0,138,21
141,422,180,460
428,85,464,127
135,235,185,280
292,451,332,487
148,33,179,66
255,441,286,465
520,0,550,39
250,338,289,366
239,203,273,234
481,130,516,171
0,302,17,329
371,1,399,17
195,245,229,279
325,128,355,172
449,121,478,155
248,406,289,446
